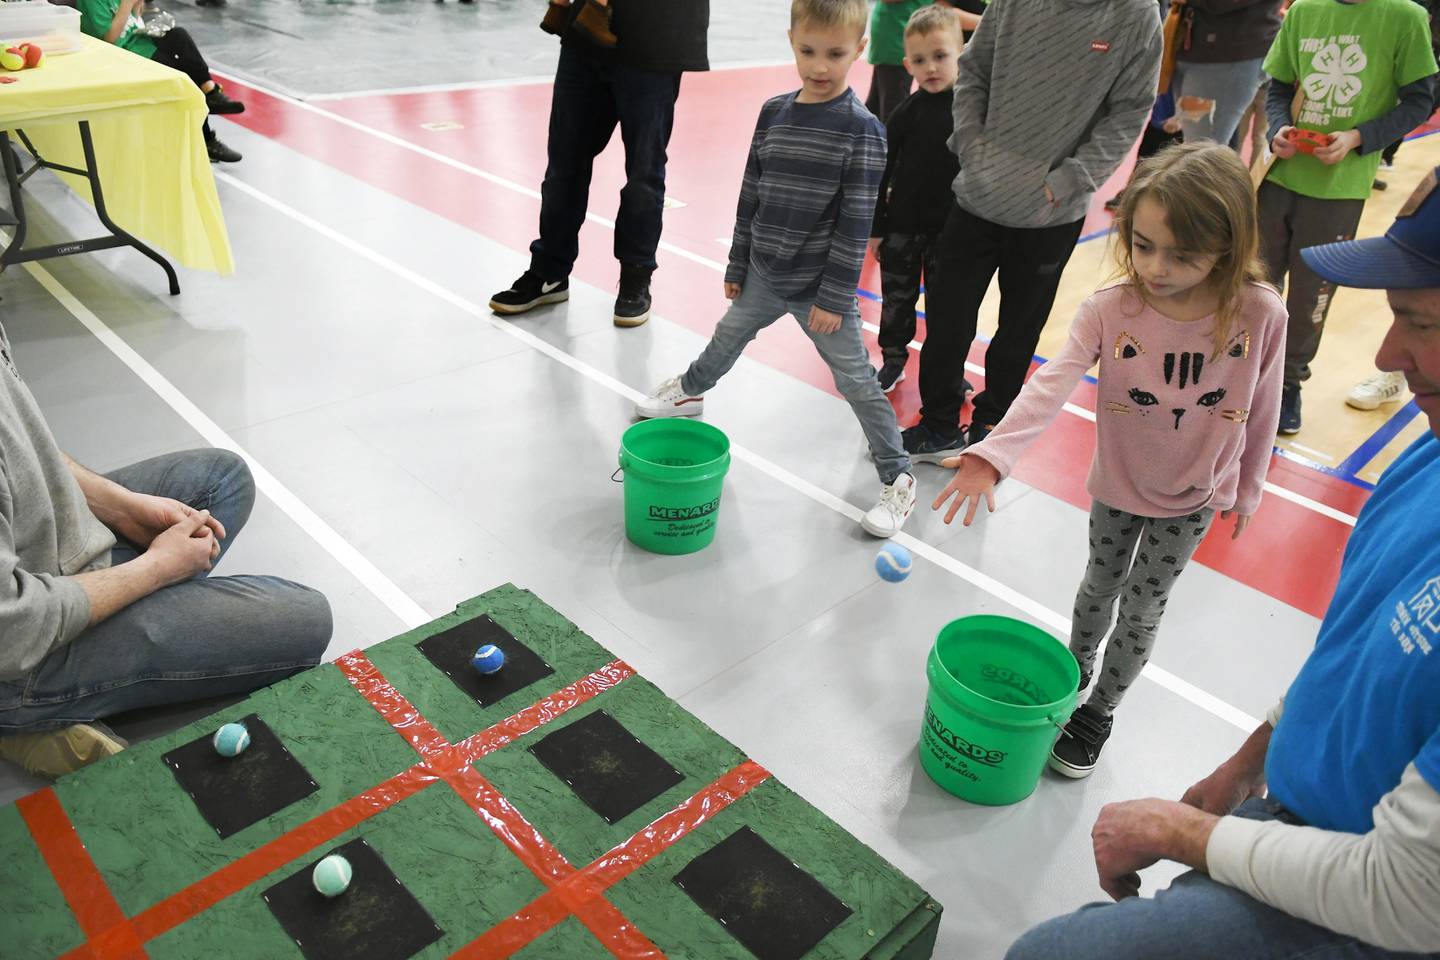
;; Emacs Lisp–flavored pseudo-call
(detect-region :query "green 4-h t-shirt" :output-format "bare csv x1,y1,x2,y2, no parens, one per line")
76,0,158,59
1264,0,1437,201
868,0,928,66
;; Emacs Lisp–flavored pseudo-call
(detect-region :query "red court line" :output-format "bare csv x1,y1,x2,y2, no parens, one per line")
19,789,147,960
452,759,771,960
214,71,1355,615
336,650,449,756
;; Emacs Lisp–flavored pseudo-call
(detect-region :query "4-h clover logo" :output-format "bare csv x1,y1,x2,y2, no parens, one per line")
1303,41,1367,107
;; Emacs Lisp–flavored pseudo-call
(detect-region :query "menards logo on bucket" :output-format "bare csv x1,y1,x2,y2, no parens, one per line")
648,498,720,522
924,704,1008,767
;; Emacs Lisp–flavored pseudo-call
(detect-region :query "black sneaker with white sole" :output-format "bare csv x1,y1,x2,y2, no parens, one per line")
877,359,906,393
614,265,652,327
490,271,569,315
1049,703,1113,779
902,421,965,464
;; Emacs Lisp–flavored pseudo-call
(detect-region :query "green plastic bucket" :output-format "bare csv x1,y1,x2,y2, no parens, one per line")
617,419,731,555
919,615,1080,805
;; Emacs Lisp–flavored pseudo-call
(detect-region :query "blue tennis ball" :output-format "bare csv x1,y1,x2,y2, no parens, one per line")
212,722,250,757
471,644,505,675
312,854,352,897
875,542,913,583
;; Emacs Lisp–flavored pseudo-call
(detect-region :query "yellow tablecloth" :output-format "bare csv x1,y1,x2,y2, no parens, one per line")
0,34,233,274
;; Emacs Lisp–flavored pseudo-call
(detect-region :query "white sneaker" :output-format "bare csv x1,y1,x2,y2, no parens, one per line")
861,472,917,538
1346,371,1407,411
635,376,704,419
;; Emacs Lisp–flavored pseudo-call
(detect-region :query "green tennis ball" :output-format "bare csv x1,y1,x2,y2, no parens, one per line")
0,48,25,71
312,854,352,897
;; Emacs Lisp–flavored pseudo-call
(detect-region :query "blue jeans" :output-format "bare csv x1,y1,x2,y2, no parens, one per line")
529,43,682,280
1006,798,1440,960
680,270,911,485
0,449,331,733
1173,58,1268,147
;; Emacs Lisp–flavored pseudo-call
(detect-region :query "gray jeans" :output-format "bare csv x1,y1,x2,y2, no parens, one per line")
1173,57,1269,147
1070,500,1215,716
680,270,911,485
0,449,331,733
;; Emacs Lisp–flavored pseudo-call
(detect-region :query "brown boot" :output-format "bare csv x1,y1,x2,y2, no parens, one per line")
0,722,127,780
540,0,570,36
574,0,617,47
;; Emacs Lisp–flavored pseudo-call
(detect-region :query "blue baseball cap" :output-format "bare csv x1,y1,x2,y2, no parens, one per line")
1301,167,1440,289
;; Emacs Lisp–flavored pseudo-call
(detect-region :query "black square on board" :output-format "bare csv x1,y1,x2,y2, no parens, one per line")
262,838,443,960
673,826,853,960
161,713,319,839
416,615,555,708
527,710,684,825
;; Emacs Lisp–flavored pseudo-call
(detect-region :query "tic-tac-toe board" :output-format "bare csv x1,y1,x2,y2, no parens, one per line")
2,584,942,960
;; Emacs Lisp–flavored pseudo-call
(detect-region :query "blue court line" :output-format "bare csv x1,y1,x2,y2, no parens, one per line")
1334,400,1422,479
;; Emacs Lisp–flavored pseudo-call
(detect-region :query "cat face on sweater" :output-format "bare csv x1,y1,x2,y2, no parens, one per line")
1104,330,1252,430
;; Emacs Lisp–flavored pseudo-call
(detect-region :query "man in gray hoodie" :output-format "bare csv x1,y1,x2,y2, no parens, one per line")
0,322,332,779
903,0,1164,460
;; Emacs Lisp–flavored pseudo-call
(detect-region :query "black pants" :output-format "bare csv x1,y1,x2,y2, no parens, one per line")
919,202,1084,432
876,232,940,366
865,64,912,126
150,27,212,88
529,43,682,281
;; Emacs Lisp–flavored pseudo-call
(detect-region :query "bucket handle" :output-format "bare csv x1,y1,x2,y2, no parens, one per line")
1046,712,1071,732
611,468,623,483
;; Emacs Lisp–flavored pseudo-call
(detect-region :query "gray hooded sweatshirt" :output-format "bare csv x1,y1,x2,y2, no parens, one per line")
0,323,112,681
949,0,1163,229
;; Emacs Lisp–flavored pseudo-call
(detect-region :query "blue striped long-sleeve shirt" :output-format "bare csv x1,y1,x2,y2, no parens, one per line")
725,90,887,315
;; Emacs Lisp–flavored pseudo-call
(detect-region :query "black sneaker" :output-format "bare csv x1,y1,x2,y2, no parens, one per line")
1279,382,1302,435
489,271,569,315
205,84,245,116
965,421,994,446
1049,703,1113,779
195,0,227,6
902,422,965,464
206,134,242,163
962,377,974,398
877,359,906,393
614,265,652,327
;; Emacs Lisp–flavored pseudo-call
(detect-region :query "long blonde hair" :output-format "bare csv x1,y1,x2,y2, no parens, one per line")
1112,142,1269,359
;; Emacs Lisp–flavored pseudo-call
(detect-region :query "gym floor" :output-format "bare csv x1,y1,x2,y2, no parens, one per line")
1,2,1434,957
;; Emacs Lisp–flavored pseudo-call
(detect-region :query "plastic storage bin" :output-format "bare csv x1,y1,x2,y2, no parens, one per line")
0,1,82,55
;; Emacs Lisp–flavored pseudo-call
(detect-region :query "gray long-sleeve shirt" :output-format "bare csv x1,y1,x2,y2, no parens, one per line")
0,323,112,680
948,0,1163,228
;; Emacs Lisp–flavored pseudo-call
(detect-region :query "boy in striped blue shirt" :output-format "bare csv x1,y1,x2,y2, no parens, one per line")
636,0,917,538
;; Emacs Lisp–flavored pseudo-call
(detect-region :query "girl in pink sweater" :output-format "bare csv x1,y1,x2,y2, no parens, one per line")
933,143,1286,779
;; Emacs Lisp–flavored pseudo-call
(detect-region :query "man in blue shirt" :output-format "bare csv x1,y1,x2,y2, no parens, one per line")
1006,169,1440,958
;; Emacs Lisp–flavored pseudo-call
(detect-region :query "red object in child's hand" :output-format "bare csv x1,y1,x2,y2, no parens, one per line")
1285,128,1334,155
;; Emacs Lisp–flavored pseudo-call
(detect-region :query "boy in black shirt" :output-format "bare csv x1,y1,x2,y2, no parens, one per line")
869,5,964,392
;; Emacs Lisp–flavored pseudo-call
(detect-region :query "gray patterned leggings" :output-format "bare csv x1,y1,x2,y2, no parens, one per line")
1070,500,1215,716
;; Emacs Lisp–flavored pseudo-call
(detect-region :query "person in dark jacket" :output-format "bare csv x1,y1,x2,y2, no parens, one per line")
1170,0,1285,147
489,0,710,329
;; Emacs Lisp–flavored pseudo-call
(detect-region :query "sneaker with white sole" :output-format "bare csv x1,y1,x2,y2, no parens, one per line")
489,271,570,316
0,722,128,779
635,376,704,418
1346,370,1408,411
861,472,917,538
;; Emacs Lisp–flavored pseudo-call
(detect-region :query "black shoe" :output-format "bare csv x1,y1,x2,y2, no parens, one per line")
962,377,974,398
1279,382,1301,435
205,84,244,116
877,359,906,393
206,135,242,163
1077,669,1092,692
902,422,965,464
614,265,652,327
1049,703,1113,779
489,271,569,315
195,0,227,7
965,421,994,446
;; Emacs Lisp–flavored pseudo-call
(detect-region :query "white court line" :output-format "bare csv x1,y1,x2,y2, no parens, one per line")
211,168,1260,733
214,70,1359,529
19,260,433,634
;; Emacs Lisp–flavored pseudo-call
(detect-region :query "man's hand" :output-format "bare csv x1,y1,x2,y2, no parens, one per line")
1093,798,1218,901
1181,758,1267,816
808,305,842,334
931,453,1000,525
109,492,225,552
1271,126,1299,159
724,282,742,300
146,511,220,585
1314,129,1361,166
1044,183,1058,206
1221,510,1251,540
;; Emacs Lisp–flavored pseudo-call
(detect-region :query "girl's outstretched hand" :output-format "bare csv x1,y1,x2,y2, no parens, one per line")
932,454,1001,525
1221,510,1251,540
